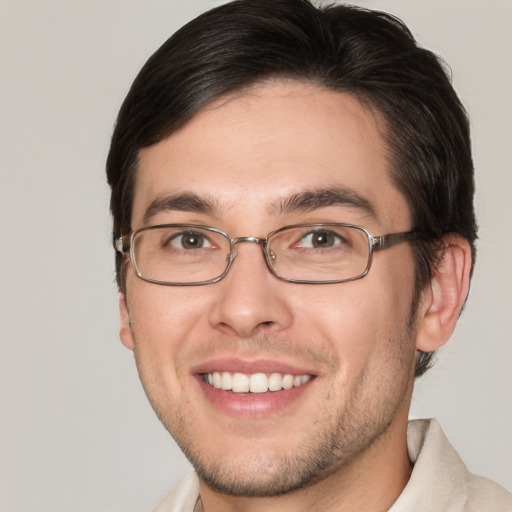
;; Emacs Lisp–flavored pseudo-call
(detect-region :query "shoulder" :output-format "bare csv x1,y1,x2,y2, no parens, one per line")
152,472,200,512
391,419,512,511
464,473,512,512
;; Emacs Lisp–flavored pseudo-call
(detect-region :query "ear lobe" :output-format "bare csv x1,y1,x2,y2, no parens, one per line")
119,292,135,350
415,235,472,352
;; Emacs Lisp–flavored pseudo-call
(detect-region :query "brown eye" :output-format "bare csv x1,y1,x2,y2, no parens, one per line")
298,230,344,249
168,232,212,249
311,231,335,247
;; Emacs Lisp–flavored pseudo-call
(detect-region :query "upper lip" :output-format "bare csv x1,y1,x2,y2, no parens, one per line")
190,357,318,377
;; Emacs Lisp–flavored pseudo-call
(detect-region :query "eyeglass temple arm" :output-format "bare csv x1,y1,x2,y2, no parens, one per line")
372,231,424,250
115,236,130,254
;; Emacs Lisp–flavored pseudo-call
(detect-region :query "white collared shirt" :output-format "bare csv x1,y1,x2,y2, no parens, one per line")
153,419,512,512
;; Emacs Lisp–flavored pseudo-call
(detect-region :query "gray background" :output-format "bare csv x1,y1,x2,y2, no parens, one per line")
1,1,511,510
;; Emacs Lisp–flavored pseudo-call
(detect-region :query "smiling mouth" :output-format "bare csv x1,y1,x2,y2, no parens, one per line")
201,371,312,393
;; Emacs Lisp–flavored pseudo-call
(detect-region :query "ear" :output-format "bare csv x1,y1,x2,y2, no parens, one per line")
415,235,472,352
119,292,135,350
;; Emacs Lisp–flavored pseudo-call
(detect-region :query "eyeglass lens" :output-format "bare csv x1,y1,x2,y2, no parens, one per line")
131,225,371,285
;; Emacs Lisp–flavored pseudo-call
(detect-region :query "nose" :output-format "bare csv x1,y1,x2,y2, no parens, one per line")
208,240,293,338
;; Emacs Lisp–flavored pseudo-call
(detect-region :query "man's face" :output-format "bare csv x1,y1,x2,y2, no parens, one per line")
120,82,419,496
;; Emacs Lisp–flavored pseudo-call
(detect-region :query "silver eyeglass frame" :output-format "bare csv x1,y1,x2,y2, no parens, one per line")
115,223,424,286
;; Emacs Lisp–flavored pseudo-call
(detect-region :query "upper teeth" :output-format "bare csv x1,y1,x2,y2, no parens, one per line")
206,371,311,393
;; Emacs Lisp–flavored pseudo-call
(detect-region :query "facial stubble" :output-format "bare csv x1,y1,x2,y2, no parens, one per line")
131,314,417,498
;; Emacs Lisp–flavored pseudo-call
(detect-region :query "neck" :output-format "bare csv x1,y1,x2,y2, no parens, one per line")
197,418,413,512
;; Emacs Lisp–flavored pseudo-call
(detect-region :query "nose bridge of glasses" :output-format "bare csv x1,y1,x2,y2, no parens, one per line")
229,236,275,265
231,236,267,247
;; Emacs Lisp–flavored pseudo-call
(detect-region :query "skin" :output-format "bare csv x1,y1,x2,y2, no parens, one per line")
119,81,471,512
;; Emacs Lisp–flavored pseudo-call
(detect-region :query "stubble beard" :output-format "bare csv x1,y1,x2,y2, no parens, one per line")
187,347,414,498
133,316,417,498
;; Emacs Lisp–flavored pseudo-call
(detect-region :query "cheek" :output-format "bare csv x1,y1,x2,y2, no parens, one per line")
126,283,211,416
290,256,416,365
126,279,210,366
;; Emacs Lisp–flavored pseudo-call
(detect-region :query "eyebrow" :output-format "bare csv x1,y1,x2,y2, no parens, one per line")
142,186,376,225
143,192,218,224
276,187,376,218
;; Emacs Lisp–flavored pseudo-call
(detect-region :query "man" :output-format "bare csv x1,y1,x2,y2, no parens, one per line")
106,0,512,510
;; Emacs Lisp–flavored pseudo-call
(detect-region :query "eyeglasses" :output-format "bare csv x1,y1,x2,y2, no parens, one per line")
116,223,422,286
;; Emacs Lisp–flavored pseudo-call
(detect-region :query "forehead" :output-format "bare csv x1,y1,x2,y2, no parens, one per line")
133,81,411,231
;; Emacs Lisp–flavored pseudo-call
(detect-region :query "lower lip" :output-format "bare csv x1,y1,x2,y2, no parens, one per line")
196,376,313,419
